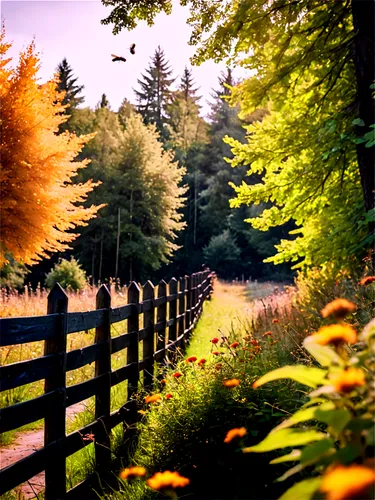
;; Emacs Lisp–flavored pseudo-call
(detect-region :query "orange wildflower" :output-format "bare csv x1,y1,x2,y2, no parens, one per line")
320,464,375,500
186,356,197,363
212,351,220,355
224,427,247,443
250,340,259,346
223,378,240,388
272,319,279,324
243,335,251,342
310,324,357,346
147,470,190,491
120,466,146,480
359,276,375,286
211,337,219,344
172,372,182,379
230,342,240,348
242,347,248,351
165,393,173,400
262,331,272,337
198,358,206,366
215,363,222,370
330,367,366,393
321,299,356,319
145,394,161,404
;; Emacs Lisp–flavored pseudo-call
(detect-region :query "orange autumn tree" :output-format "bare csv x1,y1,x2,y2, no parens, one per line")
0,27,103,266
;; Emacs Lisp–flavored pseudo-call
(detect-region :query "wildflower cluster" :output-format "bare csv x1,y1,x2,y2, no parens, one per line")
246,300,375,500
119,466,189,498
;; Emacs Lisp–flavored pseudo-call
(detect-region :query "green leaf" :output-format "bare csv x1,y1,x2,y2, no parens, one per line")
279,477,322,500
333,444,361,464
274,402,335,431
303,341,344,367
315,407,351,433
270,450,301,464
253,365,327,389
352,118,365,126
346,417,374,432
300,439,335,464
243,428,327,453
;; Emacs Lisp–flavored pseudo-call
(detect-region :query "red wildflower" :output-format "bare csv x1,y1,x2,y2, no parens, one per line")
212,351,220,356
172,372,182,379
160,379,166,385
211,337,219,344
230,342,240,348
165,393,173,400
249,340,259,346
186,356,197,363
215,363,222,370
198,358,206,366
262,331,272,337
359,276,375,286
272,319,279,324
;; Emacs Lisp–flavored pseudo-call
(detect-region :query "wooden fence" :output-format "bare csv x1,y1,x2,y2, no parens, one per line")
0,270,213,499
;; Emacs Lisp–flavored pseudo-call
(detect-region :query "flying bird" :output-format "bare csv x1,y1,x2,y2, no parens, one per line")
130,43,136,55
111,54,126,62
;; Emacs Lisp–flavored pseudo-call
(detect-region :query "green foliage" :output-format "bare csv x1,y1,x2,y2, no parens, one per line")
0,255,27,290
45,257,87,291
203,230,241,279
248,314,375,499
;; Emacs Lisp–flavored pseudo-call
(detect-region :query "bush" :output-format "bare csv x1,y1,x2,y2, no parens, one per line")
0,255,27,290
45,258,87,291
203,230,242,279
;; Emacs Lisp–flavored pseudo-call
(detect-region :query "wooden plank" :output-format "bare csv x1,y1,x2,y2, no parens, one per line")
66,374,107,407
65,473,98,499
142,281,155,390
0,353,60,391
168,278,178,357
64,419,101,458
0,441,56,496
111,362,137,387
0,314,59,347
185,275,192,342
67,309,106,334
141,297,154,313
0,390,57,433
127,282,140,402
44,282,68,499
66,342,105,372
110,303,134,324
154,295,167,307
94,285,112,472
111,330,138,354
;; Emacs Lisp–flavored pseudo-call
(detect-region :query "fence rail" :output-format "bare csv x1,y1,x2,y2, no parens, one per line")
0,270,213,498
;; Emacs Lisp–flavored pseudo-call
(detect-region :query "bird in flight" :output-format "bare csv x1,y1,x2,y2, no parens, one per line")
111,44,135,62
111,54,126,62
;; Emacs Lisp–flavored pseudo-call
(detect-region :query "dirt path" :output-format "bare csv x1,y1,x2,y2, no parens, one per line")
0,403,86,498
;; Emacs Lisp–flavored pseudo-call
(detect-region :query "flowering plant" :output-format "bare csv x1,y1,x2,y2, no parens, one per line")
246,302,375,500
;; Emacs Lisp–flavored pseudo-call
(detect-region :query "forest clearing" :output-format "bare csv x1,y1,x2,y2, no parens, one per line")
1,0,374,499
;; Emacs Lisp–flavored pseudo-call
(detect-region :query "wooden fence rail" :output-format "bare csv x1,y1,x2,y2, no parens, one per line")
0,270,213,499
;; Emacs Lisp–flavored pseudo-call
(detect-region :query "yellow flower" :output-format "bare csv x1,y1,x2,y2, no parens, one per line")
321,299,356,319
147,470,190,491
320,464,375,500
120,466,146,480
223,378,240,388
330,367,366,393
310,324,357,346
224,427,247,443
145,394,162,404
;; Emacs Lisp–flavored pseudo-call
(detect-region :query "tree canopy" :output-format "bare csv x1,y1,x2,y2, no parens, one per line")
0,29,103,266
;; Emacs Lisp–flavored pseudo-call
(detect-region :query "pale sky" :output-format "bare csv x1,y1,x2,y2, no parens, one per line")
1,0,241,117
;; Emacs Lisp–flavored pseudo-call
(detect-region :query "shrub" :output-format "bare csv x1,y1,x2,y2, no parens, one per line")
0,255,27,290
45,258,87,291
203,230,241,279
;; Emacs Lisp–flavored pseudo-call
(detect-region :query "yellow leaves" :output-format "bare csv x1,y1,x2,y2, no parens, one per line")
0,27,103,266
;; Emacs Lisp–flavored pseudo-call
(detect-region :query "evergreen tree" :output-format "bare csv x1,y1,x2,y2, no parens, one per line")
179,66,200,103
98,93,110,109
117,98,136,129
56,58,84,110
134,46,175,142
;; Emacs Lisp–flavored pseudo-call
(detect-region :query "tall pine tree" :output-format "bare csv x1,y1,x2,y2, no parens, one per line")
134,46,175,142
56,58,84,110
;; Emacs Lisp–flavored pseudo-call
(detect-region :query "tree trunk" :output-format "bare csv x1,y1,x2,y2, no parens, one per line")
351,0,375,214
115,207,121,283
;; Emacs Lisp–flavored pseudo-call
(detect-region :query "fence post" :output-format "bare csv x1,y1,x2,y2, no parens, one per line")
192,273,197,325
143,281,155,390
185,275,192,343
156,280,167,359
127,282,140,404
94,285,112,473
168,278,178,356
45,283,68,500
178,277,186,352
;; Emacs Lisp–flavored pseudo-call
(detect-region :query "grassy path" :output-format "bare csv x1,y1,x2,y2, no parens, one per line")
186,281,253,358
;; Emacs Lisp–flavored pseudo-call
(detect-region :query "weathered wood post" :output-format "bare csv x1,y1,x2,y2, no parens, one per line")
127,282,140,404
185,275,192,343
45,283,68,499
178,277,186,352
143,281,155,390
94,284,112,473
156,280,167,360
168,278,178,356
